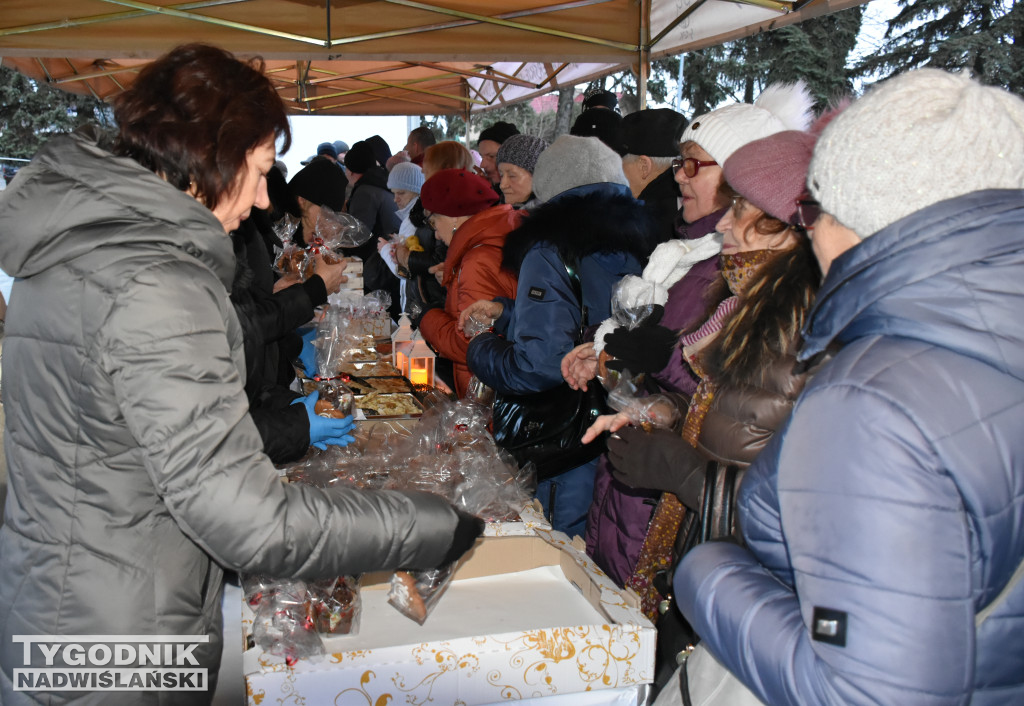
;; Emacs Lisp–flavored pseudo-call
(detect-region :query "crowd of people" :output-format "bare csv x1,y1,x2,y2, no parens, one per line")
0,41,1022,706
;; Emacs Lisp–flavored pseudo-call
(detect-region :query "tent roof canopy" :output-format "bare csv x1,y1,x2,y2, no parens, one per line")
0,0,866,115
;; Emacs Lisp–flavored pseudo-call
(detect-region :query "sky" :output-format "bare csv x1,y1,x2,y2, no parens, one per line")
278,114,415,180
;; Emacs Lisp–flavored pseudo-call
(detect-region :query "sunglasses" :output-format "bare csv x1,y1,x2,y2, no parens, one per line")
671,157,718,178
794,198,822,232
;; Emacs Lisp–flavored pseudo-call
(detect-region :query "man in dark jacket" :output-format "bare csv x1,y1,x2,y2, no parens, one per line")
674,69,1024,706
618,108,687,246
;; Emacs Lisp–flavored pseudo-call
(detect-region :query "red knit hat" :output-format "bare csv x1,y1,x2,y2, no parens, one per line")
722,130,817,224
420,168,499,217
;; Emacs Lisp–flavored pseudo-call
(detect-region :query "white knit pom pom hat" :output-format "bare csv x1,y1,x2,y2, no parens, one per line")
680,81,816,164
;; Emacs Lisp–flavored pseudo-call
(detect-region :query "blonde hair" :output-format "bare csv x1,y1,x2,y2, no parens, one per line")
423,141,474,177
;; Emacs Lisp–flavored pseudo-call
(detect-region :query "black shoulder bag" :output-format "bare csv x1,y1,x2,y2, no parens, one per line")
650,462,742,700
490,257,608,481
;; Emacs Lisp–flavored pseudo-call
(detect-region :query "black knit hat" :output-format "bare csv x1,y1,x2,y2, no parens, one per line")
570,108,623,152
344,140,377,174
618,108,688,157
288,157,348,212
477,121,520,146
365,135,392,167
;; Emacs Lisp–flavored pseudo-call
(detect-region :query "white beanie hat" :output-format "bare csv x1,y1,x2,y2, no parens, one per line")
386,161,425,194
680,81,815,164
809,69,1024,238
531,134,629,203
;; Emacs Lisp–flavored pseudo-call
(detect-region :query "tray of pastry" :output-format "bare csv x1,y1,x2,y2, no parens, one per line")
337,360,404,377
342,375,414,395
355,391,425,419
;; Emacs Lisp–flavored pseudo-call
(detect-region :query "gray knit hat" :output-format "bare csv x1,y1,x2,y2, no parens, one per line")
809,69,1024,238
495,134,549,174
387,161,425,194
531,134,629,203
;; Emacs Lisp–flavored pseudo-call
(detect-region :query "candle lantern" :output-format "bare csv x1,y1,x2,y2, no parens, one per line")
392,312,415,371
406,333,436,388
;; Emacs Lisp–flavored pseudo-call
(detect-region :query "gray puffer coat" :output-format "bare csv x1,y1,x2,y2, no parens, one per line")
0,129,459,705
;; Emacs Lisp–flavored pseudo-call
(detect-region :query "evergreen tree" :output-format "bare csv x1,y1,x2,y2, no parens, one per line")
676,6,864,115
857,0,1023,95
0,66,114,162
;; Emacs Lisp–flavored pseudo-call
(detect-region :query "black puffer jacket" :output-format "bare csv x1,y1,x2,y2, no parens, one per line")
230,217,323,463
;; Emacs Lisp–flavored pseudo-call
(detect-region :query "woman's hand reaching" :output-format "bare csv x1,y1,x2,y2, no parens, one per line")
581,412,632,444
561,342,598,391
458,300,504,332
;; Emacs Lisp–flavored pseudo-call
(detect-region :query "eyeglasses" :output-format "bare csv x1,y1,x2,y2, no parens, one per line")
794,198,822,232
671,157,718,178
422,210,438,229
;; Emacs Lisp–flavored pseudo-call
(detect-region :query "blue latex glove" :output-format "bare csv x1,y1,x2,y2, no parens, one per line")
297,328,318,377
292,391,356,450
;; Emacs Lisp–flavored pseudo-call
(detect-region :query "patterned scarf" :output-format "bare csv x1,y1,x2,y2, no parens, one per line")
626,249,774,619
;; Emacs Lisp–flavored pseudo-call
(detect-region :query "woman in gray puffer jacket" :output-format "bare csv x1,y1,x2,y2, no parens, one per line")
0,45,478,706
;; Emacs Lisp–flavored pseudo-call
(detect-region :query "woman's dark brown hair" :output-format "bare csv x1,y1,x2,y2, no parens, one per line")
113,44,290,211
685,186,821,387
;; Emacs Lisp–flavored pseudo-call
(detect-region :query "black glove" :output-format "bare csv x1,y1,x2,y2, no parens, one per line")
607,426,705,507
440,507,485,566
603,305,677,374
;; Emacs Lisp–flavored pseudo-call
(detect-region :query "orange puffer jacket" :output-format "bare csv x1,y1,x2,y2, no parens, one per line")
420,204,523,397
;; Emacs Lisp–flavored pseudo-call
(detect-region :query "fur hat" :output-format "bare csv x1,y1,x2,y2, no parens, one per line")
495,134,549,174
477,121,520,146
420,168,499,217
619,108,687,157
571,108,623,152
387,162,425,194
809,69,1024,238
531,134,629,203
289,157,348,212
344,140,376,174
681,81,815,165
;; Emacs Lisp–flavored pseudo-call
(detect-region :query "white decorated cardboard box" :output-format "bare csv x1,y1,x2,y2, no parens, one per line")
242,529,654,705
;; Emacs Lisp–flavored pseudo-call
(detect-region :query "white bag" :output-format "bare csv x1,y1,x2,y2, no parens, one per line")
652,643,765,706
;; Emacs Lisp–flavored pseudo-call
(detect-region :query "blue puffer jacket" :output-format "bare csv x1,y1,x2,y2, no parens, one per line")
467,183,655,395
674,190,1024,705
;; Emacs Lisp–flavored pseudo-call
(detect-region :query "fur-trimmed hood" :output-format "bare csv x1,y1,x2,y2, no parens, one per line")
502,183,656,272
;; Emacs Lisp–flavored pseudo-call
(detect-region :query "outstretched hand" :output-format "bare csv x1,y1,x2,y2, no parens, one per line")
561,343,598,391
602,305,677,375
312,253,348,294
606,426,702,498
581,412,631,445
292,390,356,450
458,299,504,332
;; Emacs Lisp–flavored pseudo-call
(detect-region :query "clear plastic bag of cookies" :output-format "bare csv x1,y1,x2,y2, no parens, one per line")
387,565,455,625
245,577,326,666
306,576,361,635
